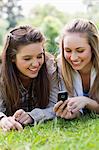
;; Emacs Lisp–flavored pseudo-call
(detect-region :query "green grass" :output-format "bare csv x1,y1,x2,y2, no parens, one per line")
0,114,99,150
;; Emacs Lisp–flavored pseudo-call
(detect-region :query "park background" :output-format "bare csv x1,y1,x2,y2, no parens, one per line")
0,0,99,55
0,0,99,150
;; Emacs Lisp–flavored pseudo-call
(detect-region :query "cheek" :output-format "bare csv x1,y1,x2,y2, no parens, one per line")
64,51,71,60
83,50,92,60
15,59,28,69
40,57,44,65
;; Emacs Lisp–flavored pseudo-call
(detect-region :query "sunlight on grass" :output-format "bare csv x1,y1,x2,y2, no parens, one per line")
0,114,99,150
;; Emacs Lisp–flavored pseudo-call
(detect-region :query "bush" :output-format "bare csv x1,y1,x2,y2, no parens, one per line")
41,16,63,55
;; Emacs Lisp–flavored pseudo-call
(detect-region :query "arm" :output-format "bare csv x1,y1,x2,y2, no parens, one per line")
14,57,59,125
84,97,99,113
67,96,99,114
14,71,59,125
0,84,23,131
28,70,59,124
0,88,7,119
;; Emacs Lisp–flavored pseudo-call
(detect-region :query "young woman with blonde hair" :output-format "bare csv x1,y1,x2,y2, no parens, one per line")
54,18,99,119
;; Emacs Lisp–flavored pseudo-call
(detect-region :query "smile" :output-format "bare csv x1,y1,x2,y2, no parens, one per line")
71,61,81,66
29,68,39,73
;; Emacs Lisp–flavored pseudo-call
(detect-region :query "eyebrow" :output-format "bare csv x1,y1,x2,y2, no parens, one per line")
76,47,84,50
64,47,84,50
22,52,44,57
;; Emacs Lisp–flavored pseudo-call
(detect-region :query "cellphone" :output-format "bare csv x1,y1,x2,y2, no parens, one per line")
58,91,68,101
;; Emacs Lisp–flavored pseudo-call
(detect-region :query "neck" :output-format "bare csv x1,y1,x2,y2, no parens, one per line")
18,73,32,89
79,62,92,75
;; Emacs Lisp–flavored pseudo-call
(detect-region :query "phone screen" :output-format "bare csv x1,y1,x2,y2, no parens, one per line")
58,91,68,101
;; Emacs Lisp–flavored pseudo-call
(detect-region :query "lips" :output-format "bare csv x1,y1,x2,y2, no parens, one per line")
71,60,81,65
29,67,39,74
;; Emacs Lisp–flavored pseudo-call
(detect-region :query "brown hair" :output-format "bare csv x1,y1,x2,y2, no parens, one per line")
1,25,50,114
60,19,99,101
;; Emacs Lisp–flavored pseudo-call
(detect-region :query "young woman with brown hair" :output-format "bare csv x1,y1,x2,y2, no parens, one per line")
0,25,58,131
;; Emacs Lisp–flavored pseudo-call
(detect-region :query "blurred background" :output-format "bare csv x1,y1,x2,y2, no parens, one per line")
0,0,99,55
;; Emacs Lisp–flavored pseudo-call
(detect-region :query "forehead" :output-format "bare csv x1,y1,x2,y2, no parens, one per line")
63,32,88,47
17,42,44,56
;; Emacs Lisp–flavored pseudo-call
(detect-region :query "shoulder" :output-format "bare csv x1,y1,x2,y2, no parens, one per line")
56,54,62,68
0,63,4,87
56,54,63,79
45,52,57,75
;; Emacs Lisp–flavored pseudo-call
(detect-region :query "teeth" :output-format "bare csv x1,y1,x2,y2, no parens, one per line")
72,61,81,65
29,68,38,71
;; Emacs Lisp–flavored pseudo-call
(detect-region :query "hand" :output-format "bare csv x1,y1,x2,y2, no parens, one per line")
53,100,68,117
67,96,90,113
13,109,33,125
53,100,80,119
61,111,80,119
0,116,23,132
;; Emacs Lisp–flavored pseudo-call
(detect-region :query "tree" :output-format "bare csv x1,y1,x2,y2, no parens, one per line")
21,4,71,55
41,16,63,55
0,0,23,29
29,4,67,26
82,0,99,21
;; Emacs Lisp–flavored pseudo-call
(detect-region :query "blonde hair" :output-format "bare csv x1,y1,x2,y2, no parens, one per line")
60,19,99,101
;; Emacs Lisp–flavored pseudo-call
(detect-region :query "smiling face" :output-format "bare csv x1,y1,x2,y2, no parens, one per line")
15,42,44,79
63,32,92,73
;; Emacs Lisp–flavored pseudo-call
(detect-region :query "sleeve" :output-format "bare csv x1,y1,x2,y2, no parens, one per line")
28,56,59,124
0,88,7,119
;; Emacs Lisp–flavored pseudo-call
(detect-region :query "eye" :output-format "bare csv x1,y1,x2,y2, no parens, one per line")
37,53,44,59
37,56,42,59
23,57,31,61
77,49,85,53
65,48,71,52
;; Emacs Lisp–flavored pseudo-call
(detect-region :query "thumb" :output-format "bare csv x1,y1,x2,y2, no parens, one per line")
13,109,23,118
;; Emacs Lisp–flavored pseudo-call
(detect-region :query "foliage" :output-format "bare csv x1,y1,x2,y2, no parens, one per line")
0,0,23,29
0,114,99,150
0,19,8,47
82,0,99,21
29,4,67,26
41,16,63,55
18,4,68,55
26,4,72,55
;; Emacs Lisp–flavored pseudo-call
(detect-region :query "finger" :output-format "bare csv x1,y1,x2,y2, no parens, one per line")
67,102,78,112
58,100,68,111
55,100,68,116
13,109,24,119
16,111,27,123
14,110,25,122
1,118,14,130
64,112,72,119
8,117,17,130
22,117,31,125
53,101,63,112
71,107,80,113
67,100,75,106
8,117,23,130
2,127,9,132
18,115,28,124
60,108,68,118
14,121,23,131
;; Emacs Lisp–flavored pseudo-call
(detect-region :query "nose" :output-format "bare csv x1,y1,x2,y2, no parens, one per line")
31,59,39,67
70,51,78,61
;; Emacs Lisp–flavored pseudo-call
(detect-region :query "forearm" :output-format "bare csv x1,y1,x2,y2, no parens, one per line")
28,107,56,124
86,98,99,113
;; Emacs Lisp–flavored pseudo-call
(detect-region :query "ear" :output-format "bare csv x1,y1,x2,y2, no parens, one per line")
12,58,15,62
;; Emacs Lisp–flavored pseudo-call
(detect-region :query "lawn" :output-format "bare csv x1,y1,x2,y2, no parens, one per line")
0,114,99,150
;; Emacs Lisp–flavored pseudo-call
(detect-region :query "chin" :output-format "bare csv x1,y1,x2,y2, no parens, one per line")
72,66,82,71
29,73,39,78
